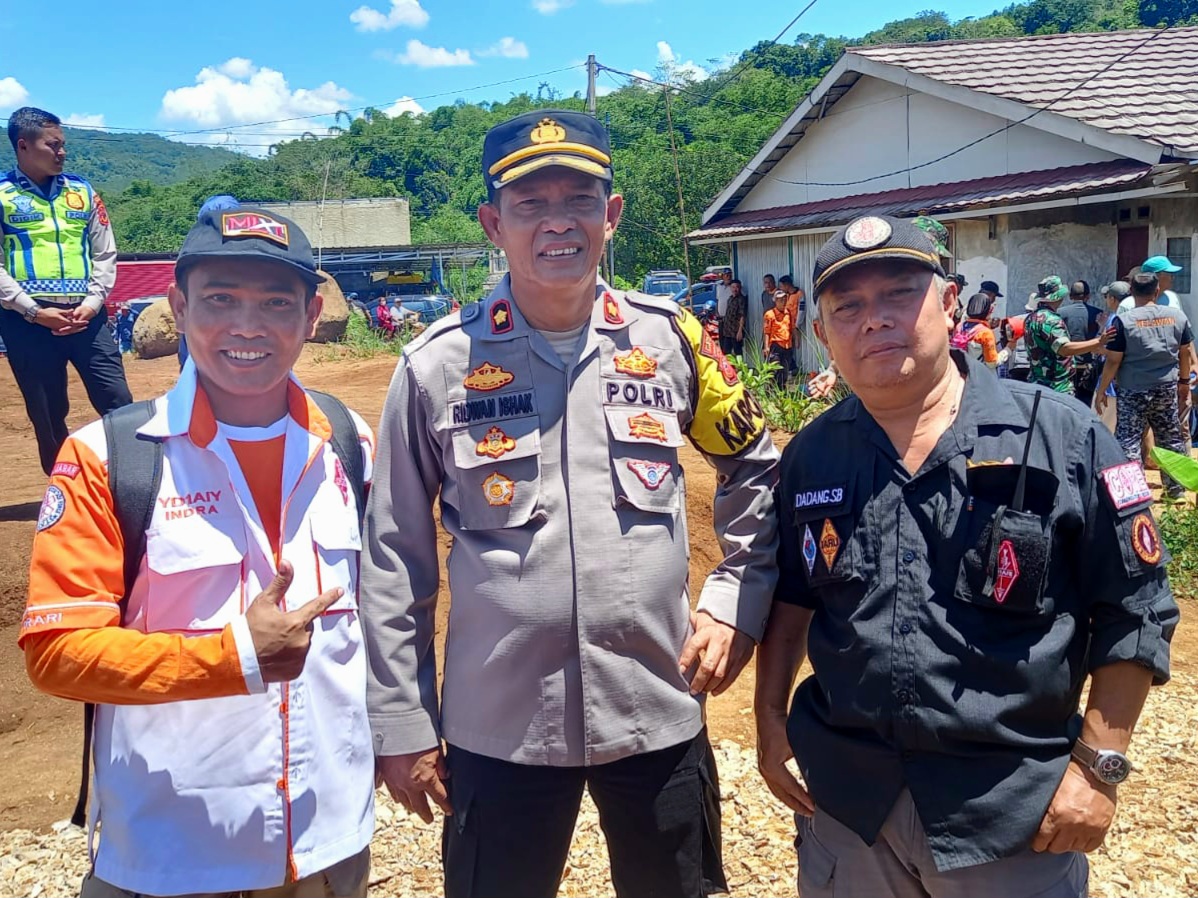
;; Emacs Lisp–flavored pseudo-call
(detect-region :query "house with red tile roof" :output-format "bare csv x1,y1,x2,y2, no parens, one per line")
691,27,1198,370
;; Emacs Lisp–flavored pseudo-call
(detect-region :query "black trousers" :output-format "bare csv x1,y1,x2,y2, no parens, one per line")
0,305,132,474
1072,364,1098,410
442,730,725,898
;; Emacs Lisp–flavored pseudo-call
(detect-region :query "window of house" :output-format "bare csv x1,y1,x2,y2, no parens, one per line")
1167,237,1192,293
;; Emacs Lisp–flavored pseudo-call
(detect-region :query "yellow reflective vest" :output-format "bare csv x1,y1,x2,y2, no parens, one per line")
0,171,97,299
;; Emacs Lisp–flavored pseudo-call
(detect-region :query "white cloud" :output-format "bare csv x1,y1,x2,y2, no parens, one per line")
478,37,529,59
630,68,654,84
0,76,29,109
595,84,615,97
395,39,474,67
350,0,429,31
63,113,106,128
532,0,573,13
384,96,425,117
159,59,354,155
656,40,708,82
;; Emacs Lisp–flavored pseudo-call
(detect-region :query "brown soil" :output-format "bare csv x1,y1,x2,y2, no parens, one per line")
0,348,774,831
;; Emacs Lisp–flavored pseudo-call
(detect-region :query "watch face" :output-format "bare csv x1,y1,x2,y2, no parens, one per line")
1094,751,1131,784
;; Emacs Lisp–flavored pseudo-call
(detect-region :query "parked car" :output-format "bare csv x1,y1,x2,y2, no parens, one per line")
642,269,688,297
671,282,718,318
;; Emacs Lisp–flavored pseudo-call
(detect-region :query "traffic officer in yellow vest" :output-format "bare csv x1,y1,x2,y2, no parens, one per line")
0,107,131,474
362,109,780,898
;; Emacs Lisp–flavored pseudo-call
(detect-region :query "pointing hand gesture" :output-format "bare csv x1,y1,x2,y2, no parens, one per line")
245,561,342,683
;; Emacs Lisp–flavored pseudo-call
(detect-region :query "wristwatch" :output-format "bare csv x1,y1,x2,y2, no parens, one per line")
23,305,40,324
1071,738,1132,785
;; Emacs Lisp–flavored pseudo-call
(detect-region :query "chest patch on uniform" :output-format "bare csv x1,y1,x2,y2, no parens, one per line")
476,426,517,459
463,362,515,392
626,459,671,490
614,347,657,378
450,390,535,425
802,525,818,575
994,540,1020,604
603,293,624,325
64,190,85,211
628,412,668,442
482,471,515,507
819,519,840,571
37,486,66,532
490,299,514,335
1100,462,1153,510
699,330,738,385
1131,513,1162,564
794,487,845,510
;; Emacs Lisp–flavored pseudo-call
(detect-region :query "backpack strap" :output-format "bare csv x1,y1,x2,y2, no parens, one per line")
70,398,162,828
309,390,367,529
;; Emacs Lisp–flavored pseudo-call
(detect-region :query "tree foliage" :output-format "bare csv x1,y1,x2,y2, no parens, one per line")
48,0,1176,283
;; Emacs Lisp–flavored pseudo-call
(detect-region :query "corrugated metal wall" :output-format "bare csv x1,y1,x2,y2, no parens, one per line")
732,234,832,375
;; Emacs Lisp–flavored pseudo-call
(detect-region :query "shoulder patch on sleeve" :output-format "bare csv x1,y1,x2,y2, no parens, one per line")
37,486,67,532
1100,462,1153,511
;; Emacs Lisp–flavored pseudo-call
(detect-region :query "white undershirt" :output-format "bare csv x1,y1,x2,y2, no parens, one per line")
537,323,588,364
217,415,289,443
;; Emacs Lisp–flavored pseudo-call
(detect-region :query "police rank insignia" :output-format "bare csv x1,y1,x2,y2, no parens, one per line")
802,525,818,575
463,362,515,392
490,299,514,335
614,348,658,378
482,471,516,507
64,190,85,211
476,426,517,459
819,519,841,571
628,412,668,442
1131,513,1162,564
530,117,566,144
627,459,671,490
603,293,624,325
844,216,892,250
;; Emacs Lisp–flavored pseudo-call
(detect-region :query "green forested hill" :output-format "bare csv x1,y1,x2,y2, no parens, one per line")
0,127,238,194
62,0,1198,285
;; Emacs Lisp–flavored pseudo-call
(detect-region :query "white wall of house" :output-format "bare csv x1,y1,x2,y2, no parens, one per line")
735,76,1121,213
953,218,1010,317
1147,196,1198,325
733,237,790,359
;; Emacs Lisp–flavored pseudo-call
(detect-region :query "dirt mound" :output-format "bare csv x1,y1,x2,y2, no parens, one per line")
132,299,179,360
311,270,348,344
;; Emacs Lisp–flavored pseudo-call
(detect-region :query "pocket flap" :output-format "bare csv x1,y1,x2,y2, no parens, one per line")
145,524,245,575
798,819,837,889
604,406,685,448
310,508,362,551
451,416,541,470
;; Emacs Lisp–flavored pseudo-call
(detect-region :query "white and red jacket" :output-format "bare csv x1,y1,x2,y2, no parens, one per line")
20,363,375,895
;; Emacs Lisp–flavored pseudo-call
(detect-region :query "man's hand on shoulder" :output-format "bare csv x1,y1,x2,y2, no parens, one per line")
1033,761,1117,854
245,561,342,682
678,610,754,696
376,748,452,823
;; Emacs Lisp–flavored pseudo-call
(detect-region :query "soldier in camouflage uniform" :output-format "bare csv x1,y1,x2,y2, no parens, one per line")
1025,275,1112,396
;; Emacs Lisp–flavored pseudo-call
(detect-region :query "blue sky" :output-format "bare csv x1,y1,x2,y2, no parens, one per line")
1,0,1004,156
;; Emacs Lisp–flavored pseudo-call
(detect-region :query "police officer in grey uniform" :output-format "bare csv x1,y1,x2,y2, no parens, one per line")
754,215,1177,897
361,110,779,898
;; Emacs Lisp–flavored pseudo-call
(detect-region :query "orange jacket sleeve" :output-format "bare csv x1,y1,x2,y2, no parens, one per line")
19,434,249,704
975,327,999,365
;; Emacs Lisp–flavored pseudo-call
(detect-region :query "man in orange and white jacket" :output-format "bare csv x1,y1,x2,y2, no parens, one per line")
19,206,375,897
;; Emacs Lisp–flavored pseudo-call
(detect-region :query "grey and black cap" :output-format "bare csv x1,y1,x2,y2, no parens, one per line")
175,205,325,287
812,215,946,300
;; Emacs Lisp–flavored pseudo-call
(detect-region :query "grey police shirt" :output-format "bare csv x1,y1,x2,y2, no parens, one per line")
1111,304,1193,392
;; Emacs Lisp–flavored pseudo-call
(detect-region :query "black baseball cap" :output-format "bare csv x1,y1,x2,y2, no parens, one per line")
175,205,325,287
813,215,946,300
980,280,1003,297
482,109,612,196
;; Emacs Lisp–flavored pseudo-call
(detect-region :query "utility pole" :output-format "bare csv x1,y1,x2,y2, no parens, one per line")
586,55,597,116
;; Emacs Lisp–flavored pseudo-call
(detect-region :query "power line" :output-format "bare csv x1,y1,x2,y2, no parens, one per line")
771,25,1173,189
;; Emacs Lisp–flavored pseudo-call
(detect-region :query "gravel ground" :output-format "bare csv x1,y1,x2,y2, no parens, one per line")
4,706,1198,898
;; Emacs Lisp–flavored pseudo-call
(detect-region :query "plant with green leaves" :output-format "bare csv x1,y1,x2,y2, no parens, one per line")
729,342,829,434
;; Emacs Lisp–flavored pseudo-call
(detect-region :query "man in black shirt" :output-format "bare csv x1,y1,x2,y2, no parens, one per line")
756,215,1177,897
1057,279,1105,408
